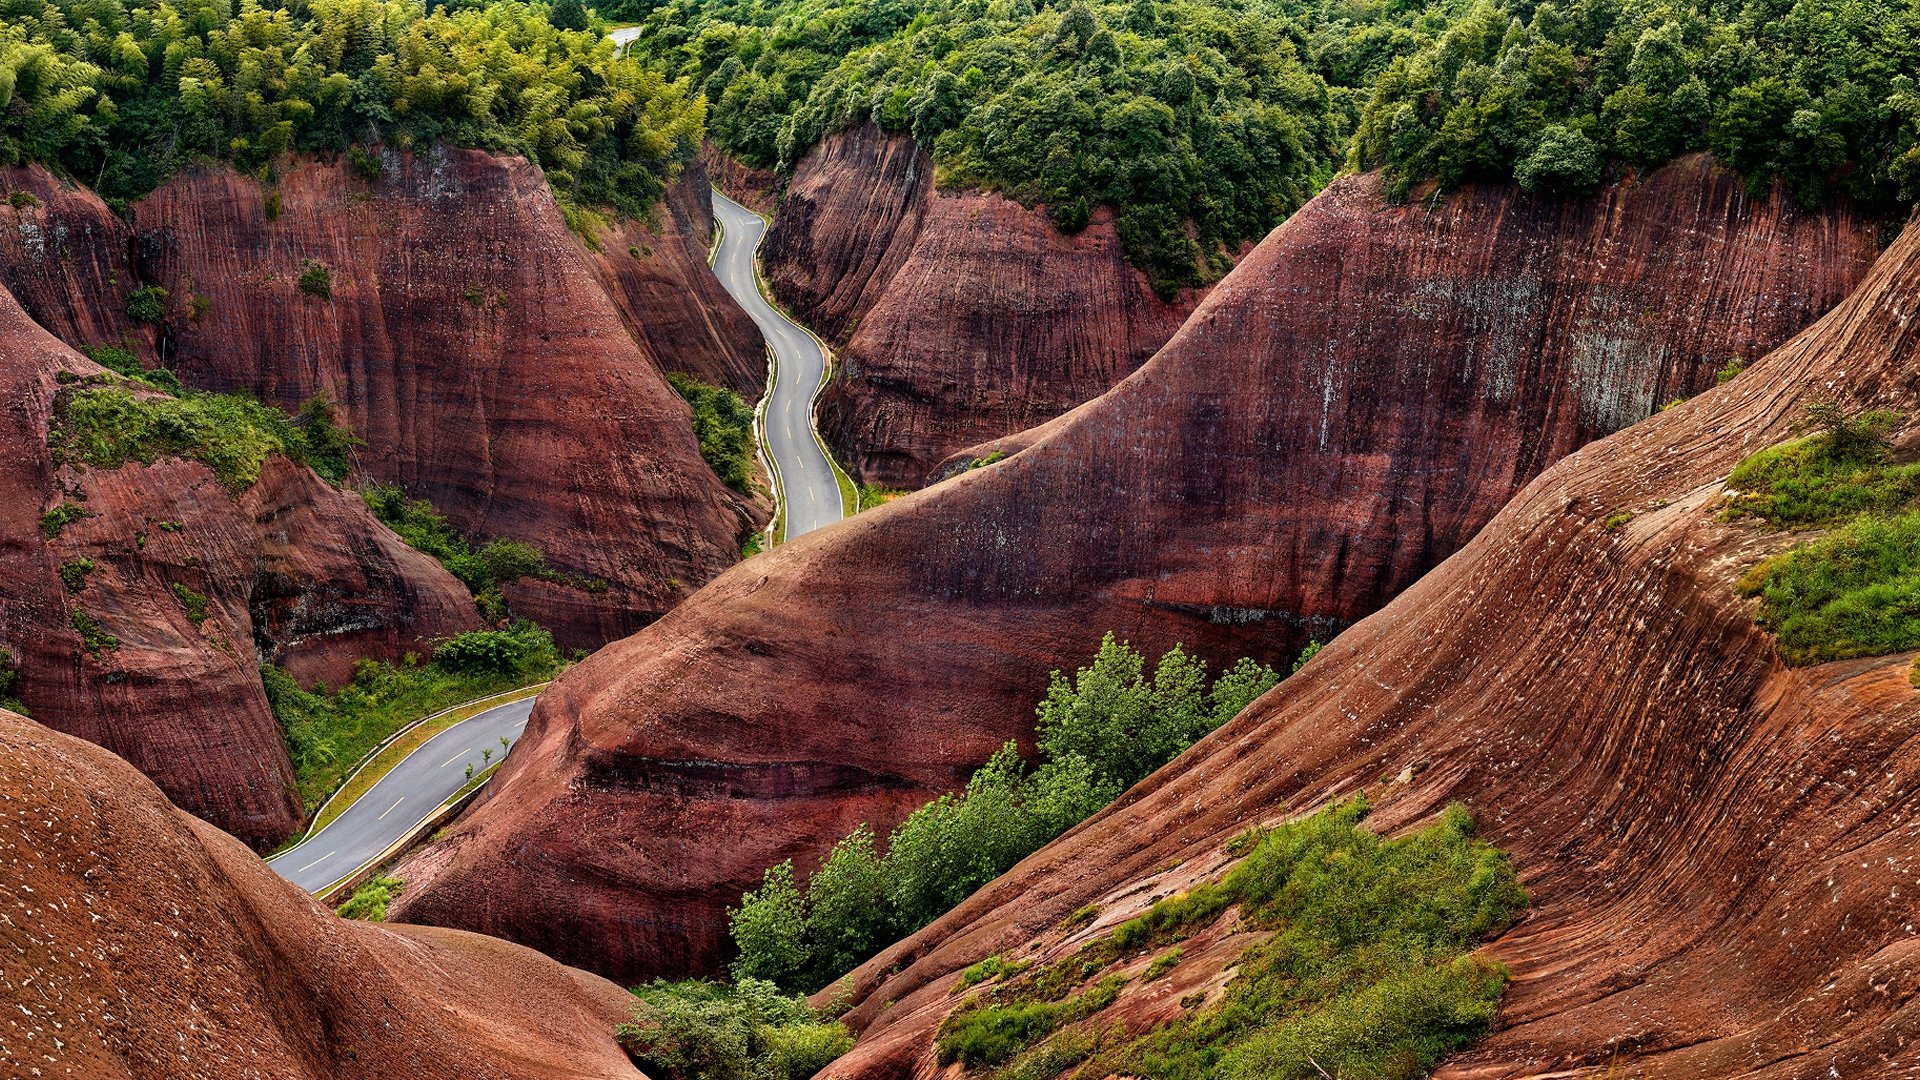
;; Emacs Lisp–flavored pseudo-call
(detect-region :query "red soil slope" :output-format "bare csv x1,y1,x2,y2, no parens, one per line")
126,147,758,650
391,157,1881,984
0,287,478,848
0,708,643,1080
819,211,1920,1080
765,124,1201,488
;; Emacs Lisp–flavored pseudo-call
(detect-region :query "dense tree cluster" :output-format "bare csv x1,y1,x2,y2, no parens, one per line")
728,634,1286,993
625,0,1466,293
0,0,704,213
1352,0,1920,207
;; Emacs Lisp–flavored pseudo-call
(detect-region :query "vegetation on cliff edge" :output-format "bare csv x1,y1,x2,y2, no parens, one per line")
616,977,854,1080
0,0,704,217
667,372,758,494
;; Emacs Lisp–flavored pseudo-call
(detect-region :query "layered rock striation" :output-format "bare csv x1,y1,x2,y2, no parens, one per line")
817,208,1920,1080
392,156,1882,982
0,708,643,1080
127,147,761,650
764,124,1201,488
0,287,479,847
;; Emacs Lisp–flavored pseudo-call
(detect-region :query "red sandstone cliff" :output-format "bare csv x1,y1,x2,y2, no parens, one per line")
587,156,768,398
125,147,758,651
391,156,1882,982
0,708,643,1080
813,209,1920,1080
0,166,150,357
0,287,480,847
763,124,1201,488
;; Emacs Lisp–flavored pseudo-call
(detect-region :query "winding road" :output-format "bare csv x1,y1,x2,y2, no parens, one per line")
709,189,847,537
266,81,845,893
267,698,532,893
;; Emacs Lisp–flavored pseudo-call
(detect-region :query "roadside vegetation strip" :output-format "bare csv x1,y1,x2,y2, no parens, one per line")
305,682,550,835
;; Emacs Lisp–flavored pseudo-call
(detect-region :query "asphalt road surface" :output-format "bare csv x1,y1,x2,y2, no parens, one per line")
710,189,847,537
268,698,533,894
609,25,641,53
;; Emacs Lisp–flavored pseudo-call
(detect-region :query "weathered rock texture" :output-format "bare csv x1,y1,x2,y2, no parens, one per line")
815,210,1920,1080
128,147,759,650
391,156,1882,983
0,287,479,848
0,166,150,358
703,144,780,216
0,708,643,1080
588,157,767,398
765,124,1201,488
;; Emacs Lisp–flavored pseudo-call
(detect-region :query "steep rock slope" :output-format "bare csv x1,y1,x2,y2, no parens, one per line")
764,124,1201,488
129,147,758,650
0,166,148,357
0,287,479,848
587,157,767,398
0,709,642,1080
391,158,1881,982
816,212,1920,1080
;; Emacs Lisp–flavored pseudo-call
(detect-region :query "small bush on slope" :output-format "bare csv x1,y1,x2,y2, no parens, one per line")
667,373,757,494
934,797,1527,1079
361,484,605,621
730,634,1288,993
616,978,853,1080
336,876,403,921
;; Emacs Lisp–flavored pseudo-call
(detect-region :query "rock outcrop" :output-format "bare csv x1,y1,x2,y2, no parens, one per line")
764,124,1201,488
587,157,768,398
124,147,758,651
0,287,479,848
392,156,1882,983
0,708,643,1080
815,210,1920,1080
0,166,149,358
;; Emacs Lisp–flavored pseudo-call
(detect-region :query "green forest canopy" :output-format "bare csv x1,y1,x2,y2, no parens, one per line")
623,0,1920,290
0,0,705,214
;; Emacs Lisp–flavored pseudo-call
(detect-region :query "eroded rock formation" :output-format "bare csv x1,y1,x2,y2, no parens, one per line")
0,288,479,847
0,166,149,357
0,709,642,1079
765,124,1202,488
816,209,1920,1080
392,156,1882,982
125,148,758,650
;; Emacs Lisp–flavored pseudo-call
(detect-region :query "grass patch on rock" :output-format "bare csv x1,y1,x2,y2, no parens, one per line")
616,978,853,1080
935,796,1527,1080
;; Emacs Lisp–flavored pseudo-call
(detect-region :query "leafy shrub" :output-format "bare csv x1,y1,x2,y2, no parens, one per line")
4,0,703,220
8,190,40,209
39,502,92,539
69,609,119,657
615,978,854,1080
1515,125,1603,195
297,260,333,299
58,558,94,592
0,647,25,714
362,485,595,613
124,286,168,324
730,635,1294,992
434,627,550,674
667,373,756,494
170,583,211,626
336,876,403,921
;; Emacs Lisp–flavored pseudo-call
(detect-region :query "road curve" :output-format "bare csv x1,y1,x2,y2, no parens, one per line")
709,189,847,537
267,698,532,894
609,25,641,53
